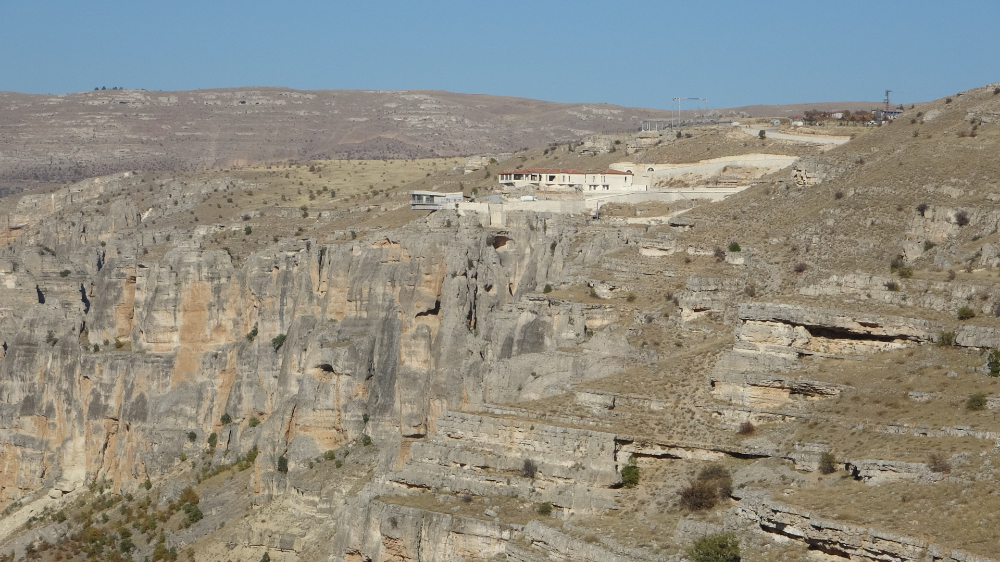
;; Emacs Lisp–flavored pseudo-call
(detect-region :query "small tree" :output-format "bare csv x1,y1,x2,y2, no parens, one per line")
955,210,969,226
521,459,538,479
221,413,233,425
543,284,552,294
819,452,837,474
187,431,197,442
271,334,287,351
687,533,741,562
620,457,640,488
207,432,218,449
727,241,741,252
758,130,766,140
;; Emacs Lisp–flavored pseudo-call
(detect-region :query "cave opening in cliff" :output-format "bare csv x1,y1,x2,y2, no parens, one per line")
801,324,903,343
415,300,441,318
79,284,91,313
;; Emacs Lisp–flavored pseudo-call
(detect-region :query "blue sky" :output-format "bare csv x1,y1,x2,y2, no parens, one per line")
2,0,998,109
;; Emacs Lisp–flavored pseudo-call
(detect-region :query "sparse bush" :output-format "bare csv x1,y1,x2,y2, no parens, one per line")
957,306,976,320
927,452,952,473
897,267,913,278
945,97,953,104
819,452,837,474
737,421,755,435
620,457,640,488
938,331,956,346
550,240,557,254
248,416,260,428
793,262,808,273
221,413,232,425
728,241,741,252
947,269,956,281
713,247,726,262
543,284,552,294
923,240,936,251
245,323,258,342
890,255,904,271
45,330,58,346
686,533,741,562
59,269,71,277
988,350,1000,377
967,392,987,411
885,280,900,292
679,480,718,511
994,87,1000,96
521,459,538,479
626,293,637,303
834,191,844,200
536,502,553,516
955,210,969,226
271,333,286,351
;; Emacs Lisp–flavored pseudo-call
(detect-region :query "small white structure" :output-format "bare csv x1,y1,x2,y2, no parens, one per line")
498,168,639,191
410,191,464,210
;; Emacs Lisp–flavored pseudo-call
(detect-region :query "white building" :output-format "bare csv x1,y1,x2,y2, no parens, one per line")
498,168,639,191
409,191,464,210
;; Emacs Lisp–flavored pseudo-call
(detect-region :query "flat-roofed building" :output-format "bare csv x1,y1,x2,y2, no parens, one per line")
498,168,639,191
409,191,464,210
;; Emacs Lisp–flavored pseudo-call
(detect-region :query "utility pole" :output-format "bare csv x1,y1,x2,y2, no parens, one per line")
672,97,708,130
884,90,892,112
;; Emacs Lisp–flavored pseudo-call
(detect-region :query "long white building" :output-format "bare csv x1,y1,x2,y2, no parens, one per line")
498,168,641,191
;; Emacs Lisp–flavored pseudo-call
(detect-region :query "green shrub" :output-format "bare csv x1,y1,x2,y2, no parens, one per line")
923,240,936,251
246,324,258,342
536,502,553,516
626,293,637,303
248,416,260,428
620,457,640,488
221,413,233,425
957,306,976,320
277,456,289,473
550,241,557,254
687,533,741,562
967,392,987,411
244,225,252,235
143,478,152,491
188,431,197,442
727,241,741,252
207,432,218,449
271,333,287,351
543,284,552,293
59,269,71,277
819,452,837,474
323,450,337,461
938,331,956,346
361,434,372,446
985,349,1000,378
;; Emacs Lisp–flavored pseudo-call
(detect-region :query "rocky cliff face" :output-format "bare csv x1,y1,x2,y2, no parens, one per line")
0,171,639,515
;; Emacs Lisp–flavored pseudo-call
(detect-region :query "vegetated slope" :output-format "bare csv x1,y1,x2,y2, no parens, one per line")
681,83,1000,280
0,87,879,195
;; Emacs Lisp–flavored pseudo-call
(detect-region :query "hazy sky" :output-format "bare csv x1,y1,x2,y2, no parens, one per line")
3,0,998,109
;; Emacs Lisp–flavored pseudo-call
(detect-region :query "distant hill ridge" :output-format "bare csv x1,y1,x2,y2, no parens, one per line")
0,87,878,192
